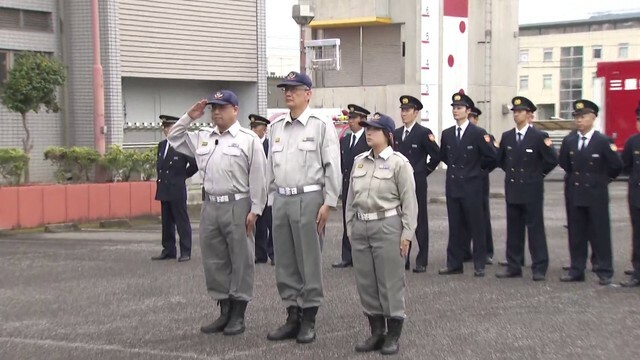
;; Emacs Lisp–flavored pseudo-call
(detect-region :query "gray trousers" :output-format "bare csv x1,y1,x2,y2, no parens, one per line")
351,215,406,318
273,191,324,308
200,198,255,302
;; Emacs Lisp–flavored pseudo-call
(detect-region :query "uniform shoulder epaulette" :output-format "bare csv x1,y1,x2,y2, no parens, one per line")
198,126,215,133
239,127,259,138
392,151,410,163
271,114,287,125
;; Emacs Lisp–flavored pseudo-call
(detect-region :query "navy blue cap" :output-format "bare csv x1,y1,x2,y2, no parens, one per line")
249,114,270,127
399,95,423,111
207,90,239,106
159,114,179,127
277,71,313,89
511,96,537,112
572,99,599,116
347,104,370,117
470,107,482,116
360,113,395,134
451,91,473,108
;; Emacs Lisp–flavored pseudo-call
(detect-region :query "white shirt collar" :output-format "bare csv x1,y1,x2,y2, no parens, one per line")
515,124,530,138
578,128,595,141
456,119,470,132
352,128,364,142
286,106,312,126
404,122,417,133
213,121,241,137
366,146,394,160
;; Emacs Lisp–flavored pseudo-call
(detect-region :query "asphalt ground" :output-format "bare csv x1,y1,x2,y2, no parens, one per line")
1,170,639,360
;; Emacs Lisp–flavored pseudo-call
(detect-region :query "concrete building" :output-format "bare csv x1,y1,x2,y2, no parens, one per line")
1,0,267,182
518,12,640,120
304,0,518,138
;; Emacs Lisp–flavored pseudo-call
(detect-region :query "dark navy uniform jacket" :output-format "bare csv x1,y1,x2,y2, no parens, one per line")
155,139,198,202
622,133,640,207
440,123,497,198
340,132,370,184
393,123,441,175
497,127,558,204
559,131,622,207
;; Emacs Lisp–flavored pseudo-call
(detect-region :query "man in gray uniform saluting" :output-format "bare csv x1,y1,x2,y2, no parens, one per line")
167,90,267,336
266,71,341,344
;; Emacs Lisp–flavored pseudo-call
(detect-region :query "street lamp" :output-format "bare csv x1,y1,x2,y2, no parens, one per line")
292,3,315,74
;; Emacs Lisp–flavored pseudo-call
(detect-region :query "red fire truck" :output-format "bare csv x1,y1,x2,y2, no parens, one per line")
596,60,640,150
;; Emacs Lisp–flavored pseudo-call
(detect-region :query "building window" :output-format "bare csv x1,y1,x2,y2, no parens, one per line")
559,46,583,119
543,48,553,62
618,43,629,59
537,104,556,120
592,45,602,59
0,7,52,32
519,49,529,63
0,50,11,84
543,74,552,89
519,75,529,90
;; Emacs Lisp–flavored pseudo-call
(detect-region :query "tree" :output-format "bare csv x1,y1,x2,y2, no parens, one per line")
1,52,66,183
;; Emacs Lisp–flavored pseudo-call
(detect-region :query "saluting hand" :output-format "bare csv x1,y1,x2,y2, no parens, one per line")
400,239,410,257
316,205,331,235
246,212,257,235
187,99,208,120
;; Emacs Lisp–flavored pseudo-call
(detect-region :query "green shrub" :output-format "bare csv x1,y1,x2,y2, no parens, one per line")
101,145,139,182
0,148,29,185
44,146,100,183
137,146,158,181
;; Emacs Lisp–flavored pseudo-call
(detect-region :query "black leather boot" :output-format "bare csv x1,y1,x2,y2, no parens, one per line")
200,299,231,334
355,314,385,352
267,306,300,341
380,317,404,355
296,306,318,344
223,300,248,336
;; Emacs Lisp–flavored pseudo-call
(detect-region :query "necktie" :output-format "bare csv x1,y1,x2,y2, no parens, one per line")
350,134,356,149
517,132,522,145
580,136,587,151
456,127,461,143
403,129,410,141
163,142,170,159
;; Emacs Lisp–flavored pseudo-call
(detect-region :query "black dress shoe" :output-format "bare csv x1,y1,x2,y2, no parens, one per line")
332,261,353,268
412,265,427,273
598,277,613,286
620,277,640,287
495,270,522,279
151,253,175,260
624,269,634,276
560,274,585,282
486,257,494,265
178,255,190,262
474,269,485,277
532,273,546,282
438,267,463,275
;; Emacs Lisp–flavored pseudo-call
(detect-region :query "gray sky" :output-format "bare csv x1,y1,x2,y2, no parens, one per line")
266,0,640,74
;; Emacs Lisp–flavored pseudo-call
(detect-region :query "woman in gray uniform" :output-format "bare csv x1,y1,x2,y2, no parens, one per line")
346,113,418,355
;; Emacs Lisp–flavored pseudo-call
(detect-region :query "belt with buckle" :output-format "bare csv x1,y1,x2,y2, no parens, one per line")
356,208,400,221
277,184,322,196
205,193,250,203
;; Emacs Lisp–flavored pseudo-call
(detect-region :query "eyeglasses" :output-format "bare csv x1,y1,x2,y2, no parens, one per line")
281,86,309,93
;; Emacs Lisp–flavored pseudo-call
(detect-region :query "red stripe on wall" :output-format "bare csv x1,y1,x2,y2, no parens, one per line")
443,0,468,17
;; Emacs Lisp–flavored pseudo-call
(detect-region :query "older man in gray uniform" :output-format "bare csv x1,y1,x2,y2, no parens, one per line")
168,90,267,336
266,71,341,344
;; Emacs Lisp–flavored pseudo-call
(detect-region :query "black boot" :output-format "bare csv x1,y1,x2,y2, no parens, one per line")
355,314,385,352
380,317,404,355
296,306,318,344
201,299,231,334
223,300,248,336
267,306,300,341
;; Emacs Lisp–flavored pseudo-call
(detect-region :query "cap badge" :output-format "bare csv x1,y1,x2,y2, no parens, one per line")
286,72,296,80
402,98,409,105
576,102,584,110
250,116,255,122
454,95,461,101
373,113,381,120
214,92,223,99
349,106,354,111
514,98,522,106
